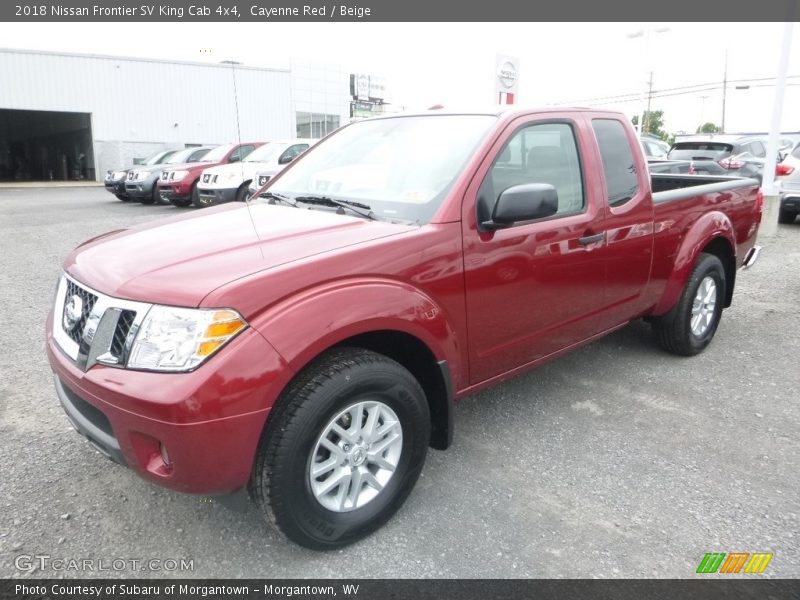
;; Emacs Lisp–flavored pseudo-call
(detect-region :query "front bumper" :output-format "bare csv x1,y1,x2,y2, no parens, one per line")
46,318,293,495
157,181,193,202
125,180,156,200
104,180,126,195
196,186,238,206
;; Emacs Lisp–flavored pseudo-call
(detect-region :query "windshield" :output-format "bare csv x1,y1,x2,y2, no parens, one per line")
168,148,205,164
144,150,176,165
244,143,284,163
268,115,496,224
201,144,236,162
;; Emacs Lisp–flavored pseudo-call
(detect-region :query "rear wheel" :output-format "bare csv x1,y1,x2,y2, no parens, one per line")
778,207,796,224
652,253,726,356
249,348,430,550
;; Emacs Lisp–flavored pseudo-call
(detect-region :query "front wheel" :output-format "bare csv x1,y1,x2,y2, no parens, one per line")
236,182,251,202
652,253,726,356
250,348,430,550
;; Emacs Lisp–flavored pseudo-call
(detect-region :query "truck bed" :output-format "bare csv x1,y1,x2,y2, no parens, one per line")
651,173,760,202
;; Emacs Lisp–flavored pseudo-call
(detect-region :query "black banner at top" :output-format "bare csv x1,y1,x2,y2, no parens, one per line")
1,0,799,22
3,579,800,600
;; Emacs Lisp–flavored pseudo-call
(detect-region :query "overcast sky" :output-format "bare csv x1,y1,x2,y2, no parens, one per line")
1,21,797,134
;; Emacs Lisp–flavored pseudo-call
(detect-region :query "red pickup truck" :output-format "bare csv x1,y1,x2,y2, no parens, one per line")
156,142,263,207
47,108,762,550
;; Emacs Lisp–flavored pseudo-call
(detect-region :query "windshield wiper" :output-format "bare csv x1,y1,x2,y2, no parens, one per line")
262,191,297,207
294,195,379,221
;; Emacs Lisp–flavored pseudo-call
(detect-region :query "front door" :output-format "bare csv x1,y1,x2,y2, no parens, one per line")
462,115,609,383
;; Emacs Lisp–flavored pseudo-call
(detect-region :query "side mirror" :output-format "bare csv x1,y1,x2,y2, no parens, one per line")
778,150,788,162
278,155,294,165
483,184,558,229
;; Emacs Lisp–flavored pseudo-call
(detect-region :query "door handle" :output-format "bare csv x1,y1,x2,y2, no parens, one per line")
578,232,605,246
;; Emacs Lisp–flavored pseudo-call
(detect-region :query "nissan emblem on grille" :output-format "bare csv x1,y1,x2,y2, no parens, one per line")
63,294,83,332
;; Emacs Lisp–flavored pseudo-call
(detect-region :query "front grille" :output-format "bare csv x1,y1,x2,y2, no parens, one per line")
63,280,98,344
110,310,136,359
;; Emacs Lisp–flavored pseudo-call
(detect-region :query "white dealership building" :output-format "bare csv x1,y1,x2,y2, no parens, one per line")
0,48,386,181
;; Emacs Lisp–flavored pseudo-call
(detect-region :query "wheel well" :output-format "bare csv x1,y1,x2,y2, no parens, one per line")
332,330,453,450
701,237,735,307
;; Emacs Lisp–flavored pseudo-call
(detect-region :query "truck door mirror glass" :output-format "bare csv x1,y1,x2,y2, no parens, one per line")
278,155,294,165
488,183,558,228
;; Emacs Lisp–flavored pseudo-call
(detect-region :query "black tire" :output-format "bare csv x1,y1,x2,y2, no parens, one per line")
184,182,201,208
140,184,157,205
114,194,130,202
652,253,726,356
250,348,430,550
236,182,251,202
778,207,796,224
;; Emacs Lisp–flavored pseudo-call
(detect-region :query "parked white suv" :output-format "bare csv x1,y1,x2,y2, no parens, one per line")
196,139,315,206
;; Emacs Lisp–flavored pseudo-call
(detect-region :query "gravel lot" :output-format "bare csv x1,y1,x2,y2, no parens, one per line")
1,186,798,579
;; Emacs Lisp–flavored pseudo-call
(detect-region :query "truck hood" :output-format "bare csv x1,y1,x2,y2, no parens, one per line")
201,162,263,187
65,203,415,307
163,161,217,173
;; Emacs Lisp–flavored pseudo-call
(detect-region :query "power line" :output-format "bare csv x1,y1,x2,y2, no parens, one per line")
553,75,800,106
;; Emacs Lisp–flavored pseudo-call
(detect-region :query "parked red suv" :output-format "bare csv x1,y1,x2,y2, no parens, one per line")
157,142,263,207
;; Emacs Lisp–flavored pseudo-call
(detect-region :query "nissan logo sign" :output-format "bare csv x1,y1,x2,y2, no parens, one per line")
497,61,517,89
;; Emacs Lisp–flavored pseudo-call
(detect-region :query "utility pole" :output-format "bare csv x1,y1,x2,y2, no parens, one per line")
721,49,728,133
644,71,654,134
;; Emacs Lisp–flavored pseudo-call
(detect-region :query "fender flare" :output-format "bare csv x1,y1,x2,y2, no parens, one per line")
249,277,463,386
653,211,736,316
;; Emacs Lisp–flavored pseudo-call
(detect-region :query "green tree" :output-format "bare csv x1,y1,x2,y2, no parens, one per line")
631,110,668,140
696,122,721,134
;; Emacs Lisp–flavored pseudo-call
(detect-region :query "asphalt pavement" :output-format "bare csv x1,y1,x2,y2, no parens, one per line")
1,186,798,578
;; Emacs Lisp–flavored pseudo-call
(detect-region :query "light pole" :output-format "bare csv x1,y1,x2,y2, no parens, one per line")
760,21,794,238
627,27,670,135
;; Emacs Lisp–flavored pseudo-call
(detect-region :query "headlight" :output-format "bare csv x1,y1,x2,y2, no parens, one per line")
171,170,190,181
127,306,247,372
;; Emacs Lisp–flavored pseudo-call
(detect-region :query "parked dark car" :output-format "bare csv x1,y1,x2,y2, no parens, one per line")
125,147,215,204
104,149,177,201
668,134,793,181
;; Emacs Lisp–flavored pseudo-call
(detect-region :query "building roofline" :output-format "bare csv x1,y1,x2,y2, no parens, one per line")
0,47,290,74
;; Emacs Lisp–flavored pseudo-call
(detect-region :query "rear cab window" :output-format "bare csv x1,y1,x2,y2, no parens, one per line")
591,119,639,207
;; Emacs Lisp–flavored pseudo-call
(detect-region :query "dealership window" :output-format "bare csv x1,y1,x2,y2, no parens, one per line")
296,113,340,138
